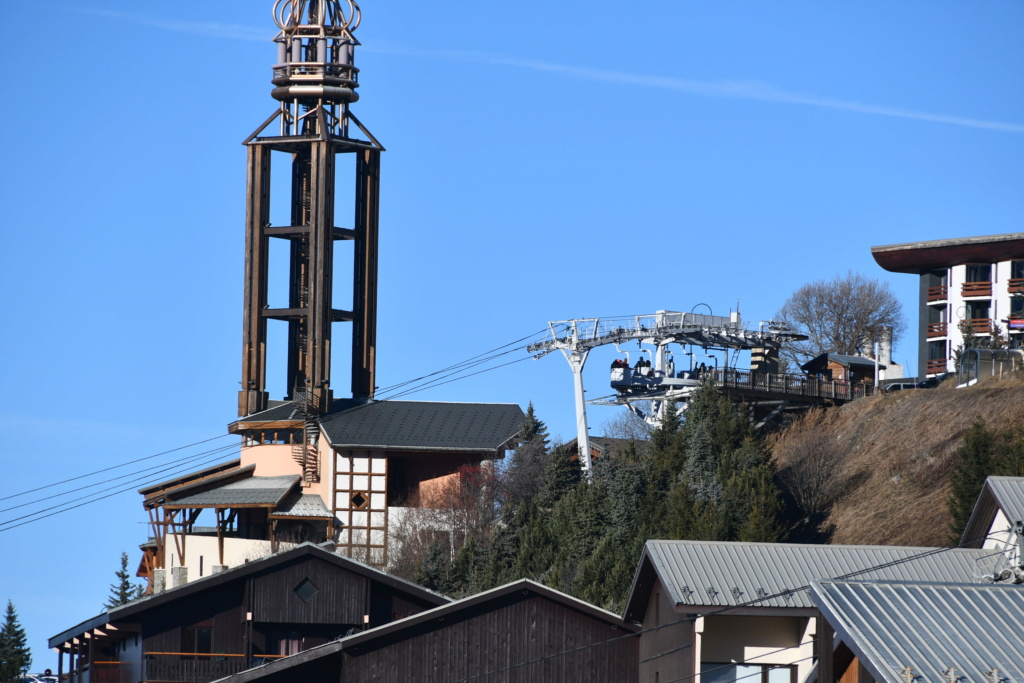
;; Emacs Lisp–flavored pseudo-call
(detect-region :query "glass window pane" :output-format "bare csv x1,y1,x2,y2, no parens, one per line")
767,666,792,683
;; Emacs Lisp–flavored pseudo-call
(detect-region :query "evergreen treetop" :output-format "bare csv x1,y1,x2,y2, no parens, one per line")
105,551,145,609
0,599,31,683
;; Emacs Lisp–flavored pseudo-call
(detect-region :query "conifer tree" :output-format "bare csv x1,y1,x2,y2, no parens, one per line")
0,600,31,683
413,541,453,594
503,402,551,508
535,444,581,509
105,551,145,609
948,420,995,542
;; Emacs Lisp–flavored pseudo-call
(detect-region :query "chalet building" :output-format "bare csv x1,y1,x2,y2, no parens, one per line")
808,579,1024,683
800,354,883,386
622,540,1001,683
211,579,638,683
139,400,524,590
871,232,1024,378
50,543,447,683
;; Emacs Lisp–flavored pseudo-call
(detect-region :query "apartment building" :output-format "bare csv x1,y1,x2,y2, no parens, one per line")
871,233,1024,378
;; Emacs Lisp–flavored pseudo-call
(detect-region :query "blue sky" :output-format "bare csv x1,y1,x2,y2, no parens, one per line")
1,0,1022,668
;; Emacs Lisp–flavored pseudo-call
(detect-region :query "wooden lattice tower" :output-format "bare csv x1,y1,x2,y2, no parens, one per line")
239,0,382,418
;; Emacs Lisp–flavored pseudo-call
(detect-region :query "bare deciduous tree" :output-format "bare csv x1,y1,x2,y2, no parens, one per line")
771,409,845,521
776,271,905,370
600,405,653,443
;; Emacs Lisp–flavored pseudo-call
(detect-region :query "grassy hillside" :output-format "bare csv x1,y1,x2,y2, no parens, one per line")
771,375,1024,548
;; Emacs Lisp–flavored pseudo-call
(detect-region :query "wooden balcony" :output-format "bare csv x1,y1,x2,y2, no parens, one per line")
143,653,276,682
1009,278,1024,294
927,286,948,302
959,318,994,335
927,322,948,338
926,358,948,375
961,281,992,297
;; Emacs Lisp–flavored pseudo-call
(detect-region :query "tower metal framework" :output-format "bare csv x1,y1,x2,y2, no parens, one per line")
529,311,803,476
239,0,383,418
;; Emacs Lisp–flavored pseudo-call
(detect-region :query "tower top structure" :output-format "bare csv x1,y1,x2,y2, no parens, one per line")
271,0,362,109
239,0,382,419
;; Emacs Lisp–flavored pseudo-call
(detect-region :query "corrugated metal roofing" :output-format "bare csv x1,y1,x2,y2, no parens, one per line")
810,580,1024,683
166,475,299,508
319,400,525,452
643,540,999,609
987,477,1024,527
961,476,1024,548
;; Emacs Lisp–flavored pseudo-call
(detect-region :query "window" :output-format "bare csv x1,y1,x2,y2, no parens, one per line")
701,663,796,683
965,264,992,283
1012,261,1024,280
181,618,214,658
927,269,949,287
966,300,991,320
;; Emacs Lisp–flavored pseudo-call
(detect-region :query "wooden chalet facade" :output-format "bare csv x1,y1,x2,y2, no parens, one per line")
213,579,637,683
50,544,447,683
136,400,525,592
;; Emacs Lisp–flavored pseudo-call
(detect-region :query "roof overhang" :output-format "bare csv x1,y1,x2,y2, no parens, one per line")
871,233,1024,274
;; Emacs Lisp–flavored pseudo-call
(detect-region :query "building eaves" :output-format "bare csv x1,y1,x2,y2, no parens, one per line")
871,232,1024,274
138,460,244,499
48,612,111,650
810,579,1024,683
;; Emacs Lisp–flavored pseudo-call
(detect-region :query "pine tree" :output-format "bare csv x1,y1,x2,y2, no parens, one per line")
0,600,31,683
535,444,581,509
948,419,995,542
503,402,551,508
105,551,145,609
413,541,452,594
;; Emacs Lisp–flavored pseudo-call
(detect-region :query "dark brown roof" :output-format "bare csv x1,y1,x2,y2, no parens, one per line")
214,579,637,683
871,233,1024,274
50,544,450,648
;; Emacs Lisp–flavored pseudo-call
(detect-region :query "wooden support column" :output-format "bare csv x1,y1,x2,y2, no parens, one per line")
352,148,380,400
240,144,271,417
816,612,834,683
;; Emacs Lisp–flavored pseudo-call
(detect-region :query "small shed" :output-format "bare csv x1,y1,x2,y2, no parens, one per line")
801,353,882,384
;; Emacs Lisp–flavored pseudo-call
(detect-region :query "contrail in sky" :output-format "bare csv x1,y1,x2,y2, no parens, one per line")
86,10,1024,134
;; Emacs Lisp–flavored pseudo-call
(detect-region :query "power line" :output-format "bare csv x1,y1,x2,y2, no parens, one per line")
0,433,233,502
0,448,240,533
0,443,242,515
0,328,552,530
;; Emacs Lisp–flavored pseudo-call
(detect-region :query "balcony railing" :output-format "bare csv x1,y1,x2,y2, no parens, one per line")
962,281,992,297
959,318,994,335
927,286,948,302
926,358,948,374
144,652,281,682
1009,278,1024,294
927,322,948,338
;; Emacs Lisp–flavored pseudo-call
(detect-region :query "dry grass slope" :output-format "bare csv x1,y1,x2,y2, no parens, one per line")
771,375,1024,547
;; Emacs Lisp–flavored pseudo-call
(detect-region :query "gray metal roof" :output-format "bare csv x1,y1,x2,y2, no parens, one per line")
166,475,299,508
986,477,1024,527
961,476,1024,548
271,491,334,519
319,400,525,452
626,540,1001,619
811,579,1024,683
